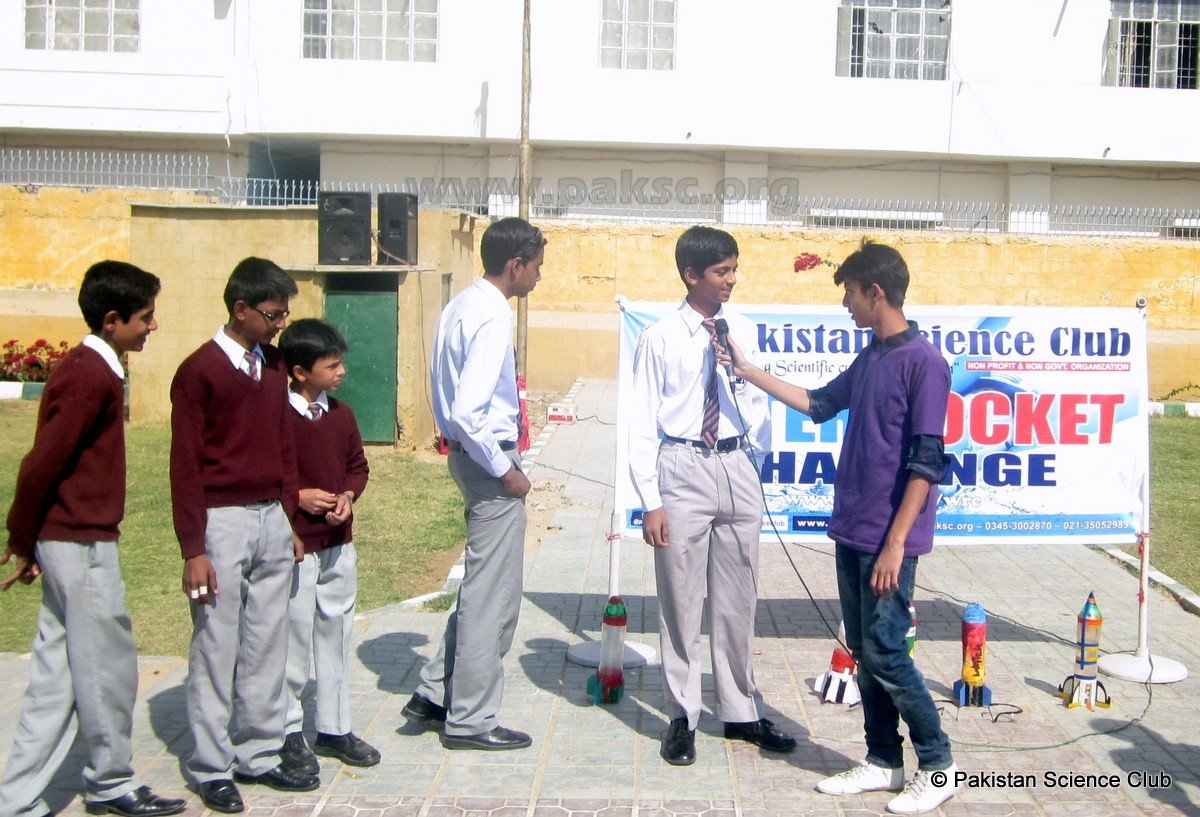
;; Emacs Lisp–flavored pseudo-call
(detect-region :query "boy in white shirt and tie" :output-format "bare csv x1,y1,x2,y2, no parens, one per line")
628,225,795,766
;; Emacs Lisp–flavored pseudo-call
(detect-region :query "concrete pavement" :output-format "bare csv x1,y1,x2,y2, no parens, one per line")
1,378,1198,817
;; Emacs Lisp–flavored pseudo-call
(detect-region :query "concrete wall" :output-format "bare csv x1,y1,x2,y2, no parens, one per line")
124,205,478,448
526,224,1200,400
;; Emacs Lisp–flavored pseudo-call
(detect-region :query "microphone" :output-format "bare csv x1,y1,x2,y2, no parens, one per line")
713,318,735,382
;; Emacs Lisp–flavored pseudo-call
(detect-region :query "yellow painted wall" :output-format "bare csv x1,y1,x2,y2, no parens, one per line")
125,205,479,448
0,185,208,346
526,224,1200,399
128,205,324,425
3,186,1197,428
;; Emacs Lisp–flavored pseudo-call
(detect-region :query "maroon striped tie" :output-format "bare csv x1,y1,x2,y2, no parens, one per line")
701,319,719,448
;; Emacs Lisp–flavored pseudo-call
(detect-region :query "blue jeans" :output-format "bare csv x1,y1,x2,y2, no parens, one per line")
835,543,953,771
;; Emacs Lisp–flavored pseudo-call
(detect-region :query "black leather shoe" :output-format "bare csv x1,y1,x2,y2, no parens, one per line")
440,725,532,751
84,787,186,817
197,780,243,814
401,692,447,725
723,718,797,752
660,717,696,766
280,731,320,776
314,731,381,767
233,764,319,792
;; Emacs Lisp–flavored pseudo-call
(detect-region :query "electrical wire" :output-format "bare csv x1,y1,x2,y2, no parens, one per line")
719,354,1159,753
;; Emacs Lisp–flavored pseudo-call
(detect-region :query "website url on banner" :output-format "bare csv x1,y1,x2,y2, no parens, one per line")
964,360,1131,372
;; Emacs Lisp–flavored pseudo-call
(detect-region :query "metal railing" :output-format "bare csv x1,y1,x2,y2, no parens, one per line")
4,147,1199,240
0,148,211,191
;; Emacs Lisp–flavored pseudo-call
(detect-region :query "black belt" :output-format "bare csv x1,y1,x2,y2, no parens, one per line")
447,439,517,452
663,435,742,453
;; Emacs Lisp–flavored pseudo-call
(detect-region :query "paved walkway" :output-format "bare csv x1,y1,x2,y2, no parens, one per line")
2,378,1199,816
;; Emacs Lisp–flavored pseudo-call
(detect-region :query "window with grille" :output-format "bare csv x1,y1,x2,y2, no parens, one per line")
24,0,139,52
1107,1,1199,89
303,0,438,62
600,0,676,70
835,0,951,80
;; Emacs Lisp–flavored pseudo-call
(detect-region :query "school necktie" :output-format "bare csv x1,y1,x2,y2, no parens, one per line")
308,402,324,420
243,351,260,382
701,319,719,448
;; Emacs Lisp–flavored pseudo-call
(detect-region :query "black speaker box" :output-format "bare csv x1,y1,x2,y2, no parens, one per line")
377,192,418,265
318,192,371,265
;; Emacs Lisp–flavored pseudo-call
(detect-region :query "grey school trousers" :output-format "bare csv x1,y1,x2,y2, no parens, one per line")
0,540,141,817
284,543,357,736
654,440,765,729
185,502,294,784
416,449,526,737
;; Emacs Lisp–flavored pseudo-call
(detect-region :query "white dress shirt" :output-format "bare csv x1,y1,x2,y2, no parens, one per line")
430,277,520,478
212,326,264,374
288,389,329,417
628,299,770,511
81,334,125,380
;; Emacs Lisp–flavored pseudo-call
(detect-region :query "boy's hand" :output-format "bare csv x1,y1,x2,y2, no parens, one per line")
325,492,353,526
870,541,904,596
293,534,306,563
713,335,749,378
299,488,338,515
500,465,531,499
183,554,217,605
0,547,41,590
641,508,669,548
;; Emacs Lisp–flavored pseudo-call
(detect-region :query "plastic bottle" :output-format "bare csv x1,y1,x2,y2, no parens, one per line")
588,595,627,704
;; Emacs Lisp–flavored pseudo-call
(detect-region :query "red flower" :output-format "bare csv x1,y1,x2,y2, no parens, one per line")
33,339,48,348
794,253,823,272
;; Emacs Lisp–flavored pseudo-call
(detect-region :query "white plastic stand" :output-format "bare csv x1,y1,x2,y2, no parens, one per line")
567,511,656,668
1098,533,1188,684
1098,300,1188,685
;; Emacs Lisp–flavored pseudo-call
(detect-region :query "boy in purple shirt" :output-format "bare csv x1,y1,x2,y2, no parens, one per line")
720,240,957,815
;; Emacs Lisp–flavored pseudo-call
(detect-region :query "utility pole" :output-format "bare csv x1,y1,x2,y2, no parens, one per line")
516,0,532,378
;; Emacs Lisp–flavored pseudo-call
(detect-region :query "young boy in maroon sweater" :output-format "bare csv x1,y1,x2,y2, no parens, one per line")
170,257,317,813
274,319,378,776
0,261,186,817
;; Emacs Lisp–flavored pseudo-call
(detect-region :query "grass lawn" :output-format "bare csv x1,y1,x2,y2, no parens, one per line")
1141,415,1200,591
0,400,465,655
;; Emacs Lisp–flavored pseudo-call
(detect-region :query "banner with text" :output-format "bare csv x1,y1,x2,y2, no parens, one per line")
613,303,1148,545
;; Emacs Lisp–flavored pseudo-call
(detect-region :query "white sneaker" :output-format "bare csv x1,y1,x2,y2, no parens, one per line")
886,764,960,814
816,761,905,794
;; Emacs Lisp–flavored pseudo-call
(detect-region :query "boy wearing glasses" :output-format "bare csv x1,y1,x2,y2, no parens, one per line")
170,257,318,813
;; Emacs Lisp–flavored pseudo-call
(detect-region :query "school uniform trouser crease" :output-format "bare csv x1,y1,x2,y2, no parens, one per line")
416,449,526,736
284,543,358,736
0,540,140,817
654,441,765,729
185,502,293,784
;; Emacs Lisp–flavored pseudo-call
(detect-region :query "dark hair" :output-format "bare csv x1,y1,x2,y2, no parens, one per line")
834,239,910,307
675,225,738,283
480,217,547,276
77,260,161,332
223,256,299,313
278,318,348,374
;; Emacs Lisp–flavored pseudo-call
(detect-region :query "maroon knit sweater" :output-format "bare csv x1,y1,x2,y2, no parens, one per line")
169,340,298,559
288,396,369,553
6,345,125,558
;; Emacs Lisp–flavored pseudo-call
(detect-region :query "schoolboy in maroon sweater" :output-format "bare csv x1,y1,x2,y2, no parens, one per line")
274,319,379,777
170,257,317,813
0,261,185,817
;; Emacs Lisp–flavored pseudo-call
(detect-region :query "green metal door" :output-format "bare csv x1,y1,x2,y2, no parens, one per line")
324,278,398,444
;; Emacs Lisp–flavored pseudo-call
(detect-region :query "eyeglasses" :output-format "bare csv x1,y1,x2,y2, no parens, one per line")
252,306,290,324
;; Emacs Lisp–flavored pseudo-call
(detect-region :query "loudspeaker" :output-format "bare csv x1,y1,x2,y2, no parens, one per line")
318,192,371,265
377,193,418,265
